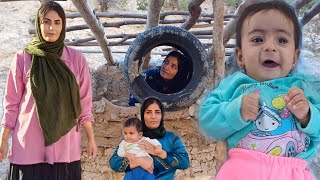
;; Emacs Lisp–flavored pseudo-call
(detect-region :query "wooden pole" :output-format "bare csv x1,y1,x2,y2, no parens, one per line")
70,0,115,65
143,0,165,69
210,0,226,174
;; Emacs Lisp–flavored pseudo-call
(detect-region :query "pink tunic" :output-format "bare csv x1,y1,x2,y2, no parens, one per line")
1,46,94,165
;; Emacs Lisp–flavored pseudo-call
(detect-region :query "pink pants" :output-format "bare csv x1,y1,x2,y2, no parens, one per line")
216,148,314,180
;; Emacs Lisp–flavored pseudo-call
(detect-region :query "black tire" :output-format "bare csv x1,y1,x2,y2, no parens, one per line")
124,26,209,111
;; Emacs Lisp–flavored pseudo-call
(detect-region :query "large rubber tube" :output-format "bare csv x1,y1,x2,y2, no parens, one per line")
124,26,209,111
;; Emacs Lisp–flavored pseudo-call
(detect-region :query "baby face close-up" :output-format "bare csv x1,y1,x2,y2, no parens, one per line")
236,9,300,82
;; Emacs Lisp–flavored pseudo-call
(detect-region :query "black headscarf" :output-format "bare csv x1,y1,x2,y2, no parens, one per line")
146,51,191,94
141,97,166,139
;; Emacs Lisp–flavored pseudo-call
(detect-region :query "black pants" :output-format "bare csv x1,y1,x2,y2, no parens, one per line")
7,161,81,180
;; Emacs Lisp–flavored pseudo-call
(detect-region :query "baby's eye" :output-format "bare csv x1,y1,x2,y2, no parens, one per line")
251,37,263,43
278,38,288,44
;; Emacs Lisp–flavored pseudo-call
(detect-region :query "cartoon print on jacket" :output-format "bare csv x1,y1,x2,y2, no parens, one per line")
237,94,310,157
254,101,282,136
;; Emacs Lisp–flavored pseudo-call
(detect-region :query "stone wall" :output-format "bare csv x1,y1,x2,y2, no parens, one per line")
81,65,218,179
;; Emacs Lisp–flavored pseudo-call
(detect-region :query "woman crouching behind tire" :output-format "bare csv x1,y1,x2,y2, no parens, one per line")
128,51,190,106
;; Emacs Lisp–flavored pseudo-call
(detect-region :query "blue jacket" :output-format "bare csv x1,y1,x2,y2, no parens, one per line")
109,131,190,180
199,72,320,160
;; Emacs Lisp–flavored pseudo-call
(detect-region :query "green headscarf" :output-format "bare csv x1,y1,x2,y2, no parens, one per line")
24,2,81,146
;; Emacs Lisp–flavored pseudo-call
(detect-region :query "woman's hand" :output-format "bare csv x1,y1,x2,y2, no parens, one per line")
83,121,97,159
139,140,156,155
129,156,154,174
0,128,10,162
139,140,167,159
154,145,167,159
0,140,8,162
87,139,97,159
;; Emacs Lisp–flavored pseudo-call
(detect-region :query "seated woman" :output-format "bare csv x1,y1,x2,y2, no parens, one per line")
110,97,190,179
128,51,190,106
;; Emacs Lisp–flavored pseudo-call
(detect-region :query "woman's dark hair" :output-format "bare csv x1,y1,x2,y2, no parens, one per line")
236,0,302,49
38,1,66,21
164,51,185,70
123,118,142,133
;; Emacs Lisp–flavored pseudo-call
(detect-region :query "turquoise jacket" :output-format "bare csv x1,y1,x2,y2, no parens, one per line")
109,131,190,180
199,72,320,160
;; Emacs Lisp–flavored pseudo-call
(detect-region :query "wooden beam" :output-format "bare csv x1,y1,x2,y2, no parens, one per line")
29,11,236,23
28,18,220,34
64,11,236,19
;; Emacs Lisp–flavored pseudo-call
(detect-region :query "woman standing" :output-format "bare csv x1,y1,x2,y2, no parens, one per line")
0,2,97,179
110,97,190,179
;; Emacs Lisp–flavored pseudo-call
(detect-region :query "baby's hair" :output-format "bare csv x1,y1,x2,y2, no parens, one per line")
123,117,142,133
236,0,302,49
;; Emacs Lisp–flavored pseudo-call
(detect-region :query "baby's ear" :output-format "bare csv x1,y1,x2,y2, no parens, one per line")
139,132,143,137
235,48,244,69
292,48,301,68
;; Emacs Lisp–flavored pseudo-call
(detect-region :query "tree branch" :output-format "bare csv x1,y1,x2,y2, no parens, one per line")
223,0,265,45
294,0,312,13
181,0,205,30
300,1,320,26
71,0,114,65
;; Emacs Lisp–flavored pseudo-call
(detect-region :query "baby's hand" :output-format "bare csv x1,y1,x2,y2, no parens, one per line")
241,94,259,121
284,86,310,127
125,153,136,161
